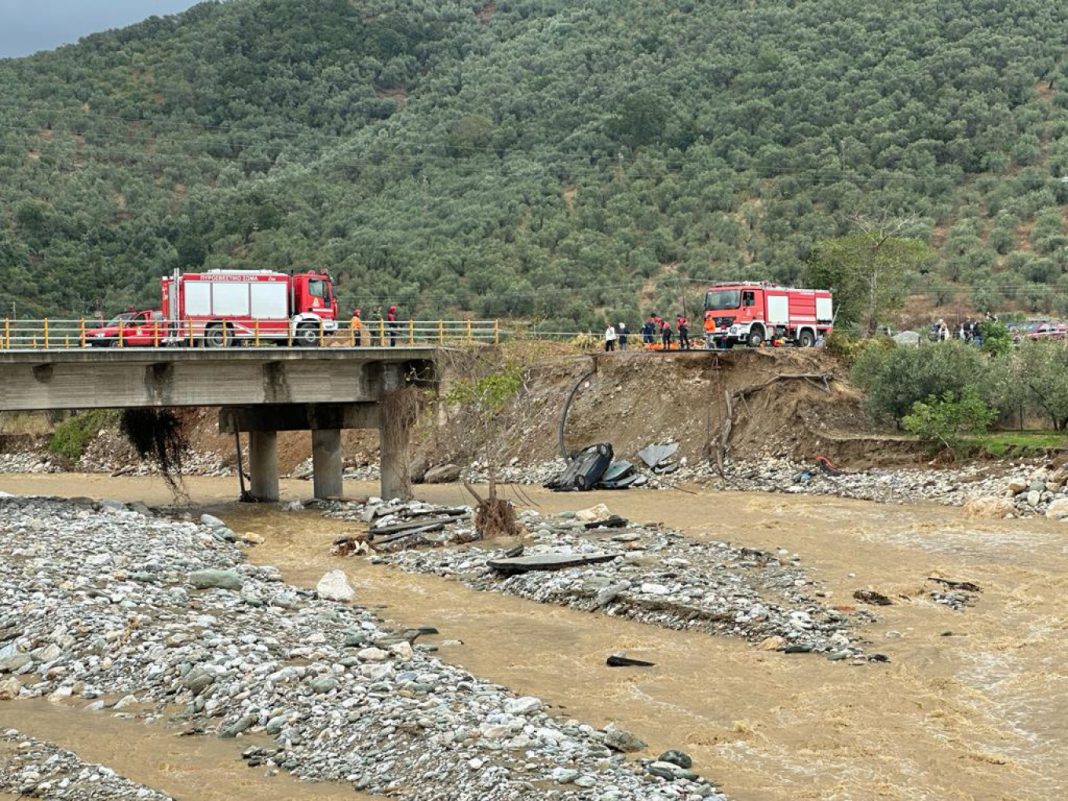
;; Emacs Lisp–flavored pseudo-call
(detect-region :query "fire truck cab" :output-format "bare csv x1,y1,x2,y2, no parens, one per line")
703,282,833,348
161,269,339,347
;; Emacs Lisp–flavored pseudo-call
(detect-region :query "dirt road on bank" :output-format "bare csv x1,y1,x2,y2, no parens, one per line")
1,473,1064,800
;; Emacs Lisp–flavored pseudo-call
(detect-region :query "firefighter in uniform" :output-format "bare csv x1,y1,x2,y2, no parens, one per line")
350,308,363,347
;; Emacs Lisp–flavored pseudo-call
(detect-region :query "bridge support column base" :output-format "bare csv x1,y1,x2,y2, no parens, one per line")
312,428,343,500
380,390,413,501
248,430,279,502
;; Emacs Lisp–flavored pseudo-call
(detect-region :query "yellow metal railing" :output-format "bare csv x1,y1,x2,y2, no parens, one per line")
0,318,507,350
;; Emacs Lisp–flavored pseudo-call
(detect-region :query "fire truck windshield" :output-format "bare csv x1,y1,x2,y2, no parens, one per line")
705,289,740,311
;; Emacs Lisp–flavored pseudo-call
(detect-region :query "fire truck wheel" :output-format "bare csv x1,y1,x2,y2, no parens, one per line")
295,323,320,347
203,323,226,348
798,329,815,347
746,327,764,348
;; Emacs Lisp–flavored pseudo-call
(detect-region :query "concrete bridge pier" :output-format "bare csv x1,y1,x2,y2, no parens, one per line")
248,430,279,502
379,365,413,502
380,413,411,501
311,428,343,500
220,402,410,503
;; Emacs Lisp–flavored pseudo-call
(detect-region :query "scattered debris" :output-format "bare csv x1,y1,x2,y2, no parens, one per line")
606,654,656,668
381,507,873,659
487,552,617,574
853,589,893,606
927,576,982,610
928,577,982,593
585,514,628,529
638,442,679,470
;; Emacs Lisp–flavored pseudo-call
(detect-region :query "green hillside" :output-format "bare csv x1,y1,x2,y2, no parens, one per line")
0,0,1065,328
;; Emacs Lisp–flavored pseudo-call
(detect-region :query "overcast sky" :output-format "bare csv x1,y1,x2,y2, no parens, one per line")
0,1,204,59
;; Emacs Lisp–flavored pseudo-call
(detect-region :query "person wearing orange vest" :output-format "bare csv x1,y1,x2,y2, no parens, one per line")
350,308,363,346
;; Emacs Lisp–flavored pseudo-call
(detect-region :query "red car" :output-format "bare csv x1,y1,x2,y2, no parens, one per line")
85,310,166,347
1028,321,1067,341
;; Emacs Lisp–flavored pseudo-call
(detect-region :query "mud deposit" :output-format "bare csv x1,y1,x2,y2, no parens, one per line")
1,473,1066,801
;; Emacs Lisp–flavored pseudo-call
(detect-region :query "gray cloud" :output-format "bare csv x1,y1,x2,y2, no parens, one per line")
0,1,203,58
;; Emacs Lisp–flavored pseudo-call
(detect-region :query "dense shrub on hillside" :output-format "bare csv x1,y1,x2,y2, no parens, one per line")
0,0,1064,327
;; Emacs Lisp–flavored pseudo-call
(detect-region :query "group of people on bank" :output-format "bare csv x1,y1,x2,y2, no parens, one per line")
604,313,692,352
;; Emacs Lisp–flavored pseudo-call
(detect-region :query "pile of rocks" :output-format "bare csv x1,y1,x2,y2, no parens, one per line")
74,430,230,476
1004,464,1068,518
0,495,724,800
462,458,567,486
288,457,380,481
695,457,1020,506
0,451,58,473
375,507,875,662
0,734,171,801
0,730,174,800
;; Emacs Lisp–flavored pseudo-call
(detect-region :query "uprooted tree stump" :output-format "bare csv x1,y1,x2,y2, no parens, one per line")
464,480,521,540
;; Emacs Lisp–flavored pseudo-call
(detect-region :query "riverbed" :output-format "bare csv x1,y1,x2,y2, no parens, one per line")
1,473,1065,801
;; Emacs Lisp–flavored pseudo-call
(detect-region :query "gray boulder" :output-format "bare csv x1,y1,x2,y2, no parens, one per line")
424,464,462,484
188,569,243,591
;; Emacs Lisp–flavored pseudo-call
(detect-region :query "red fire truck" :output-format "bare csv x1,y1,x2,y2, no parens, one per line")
703,282,833,348
159,268,339,347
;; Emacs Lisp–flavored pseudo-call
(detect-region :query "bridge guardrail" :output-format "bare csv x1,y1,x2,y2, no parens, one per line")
0,318,505,350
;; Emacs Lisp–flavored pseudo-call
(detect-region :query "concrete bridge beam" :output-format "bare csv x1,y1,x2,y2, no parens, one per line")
248,430,279,502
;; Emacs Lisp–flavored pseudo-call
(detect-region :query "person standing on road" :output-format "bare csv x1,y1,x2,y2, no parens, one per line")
370,306,383,346
617,321,628,351
660,320,673,350
677,314,690,351
350,307,363,347
387,305,398,347
604,323,618,352
642,315,656,345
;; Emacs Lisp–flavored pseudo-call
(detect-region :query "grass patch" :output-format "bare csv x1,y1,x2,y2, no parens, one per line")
961,431,1068,458
48,409,119,461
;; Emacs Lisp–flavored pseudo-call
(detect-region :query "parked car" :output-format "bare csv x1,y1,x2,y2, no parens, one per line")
85,309,165,347
1027,321,1067,341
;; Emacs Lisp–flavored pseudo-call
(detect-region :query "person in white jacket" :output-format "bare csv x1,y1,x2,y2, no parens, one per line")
604,324,618,352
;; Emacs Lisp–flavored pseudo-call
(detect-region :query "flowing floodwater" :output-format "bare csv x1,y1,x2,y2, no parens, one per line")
0,700,371,800
1,472,1066,800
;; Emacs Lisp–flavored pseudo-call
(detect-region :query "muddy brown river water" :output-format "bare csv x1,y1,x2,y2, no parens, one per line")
1,473,1065,801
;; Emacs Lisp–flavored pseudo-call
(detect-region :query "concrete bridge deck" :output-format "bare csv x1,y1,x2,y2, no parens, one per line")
0,347,441,502
0,347,437,410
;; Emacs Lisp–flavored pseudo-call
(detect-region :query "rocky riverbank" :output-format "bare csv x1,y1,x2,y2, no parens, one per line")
326,500,878,662
0,495,724,800
0,730,173,800
460,455,1065,517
